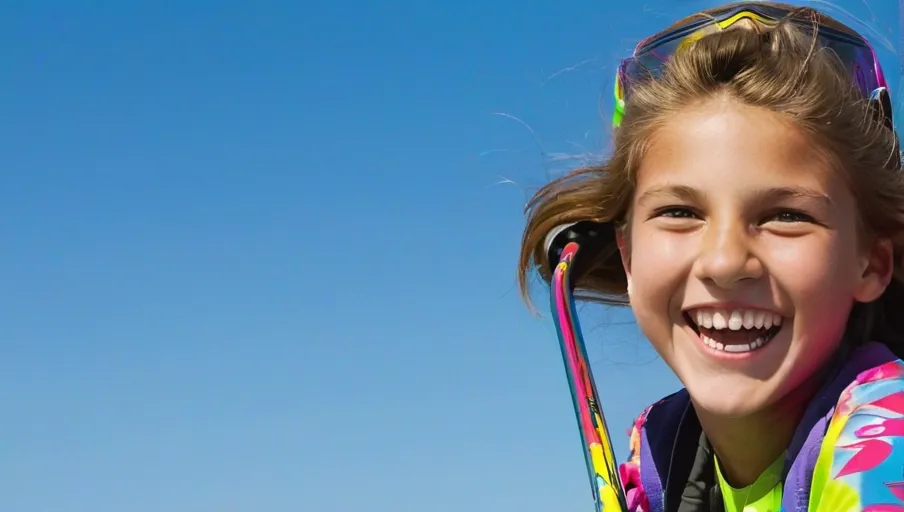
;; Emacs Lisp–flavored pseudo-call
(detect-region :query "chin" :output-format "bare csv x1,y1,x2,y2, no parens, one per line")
684,376,778,419
688,389,767,419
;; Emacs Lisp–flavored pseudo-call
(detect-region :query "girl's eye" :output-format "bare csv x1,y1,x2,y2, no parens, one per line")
764,210,814,224
655,207,698,219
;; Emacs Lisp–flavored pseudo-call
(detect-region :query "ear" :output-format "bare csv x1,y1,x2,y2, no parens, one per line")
616,227,633,296
853,238,895,303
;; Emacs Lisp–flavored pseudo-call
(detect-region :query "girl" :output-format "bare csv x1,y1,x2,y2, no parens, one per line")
517,2,904,512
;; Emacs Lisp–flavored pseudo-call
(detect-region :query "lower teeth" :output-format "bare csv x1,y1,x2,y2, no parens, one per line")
702,334,768,353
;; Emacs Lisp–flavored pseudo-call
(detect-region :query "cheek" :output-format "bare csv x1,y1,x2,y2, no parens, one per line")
629,227,696,282
761,235,858,347
627,228,694,320
762,234,859,300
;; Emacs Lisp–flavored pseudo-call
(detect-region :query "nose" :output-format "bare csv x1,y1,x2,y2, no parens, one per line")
692,219,764,289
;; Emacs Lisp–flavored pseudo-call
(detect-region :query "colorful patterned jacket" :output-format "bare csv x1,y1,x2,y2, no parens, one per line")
619,342,904,512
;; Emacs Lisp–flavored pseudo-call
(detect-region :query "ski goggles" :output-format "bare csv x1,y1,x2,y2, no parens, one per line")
612,2,890,127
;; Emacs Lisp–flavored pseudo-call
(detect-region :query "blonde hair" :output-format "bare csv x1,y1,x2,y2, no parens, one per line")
517,4,904,346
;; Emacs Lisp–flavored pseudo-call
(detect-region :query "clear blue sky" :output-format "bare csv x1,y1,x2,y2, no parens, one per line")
0,1,898,511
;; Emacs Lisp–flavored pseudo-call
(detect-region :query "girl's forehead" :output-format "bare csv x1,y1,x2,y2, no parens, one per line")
634,101,846,198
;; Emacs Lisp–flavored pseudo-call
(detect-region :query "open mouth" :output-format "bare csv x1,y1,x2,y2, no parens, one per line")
684,308,784,354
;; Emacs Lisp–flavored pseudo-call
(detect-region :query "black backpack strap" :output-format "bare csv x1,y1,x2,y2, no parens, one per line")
709,479,724,512
675,431,723,512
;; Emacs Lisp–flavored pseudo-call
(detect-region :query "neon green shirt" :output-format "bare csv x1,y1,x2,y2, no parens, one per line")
714,454,785,512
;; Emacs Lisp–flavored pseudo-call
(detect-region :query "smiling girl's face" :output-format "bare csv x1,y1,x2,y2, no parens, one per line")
619,97,889,419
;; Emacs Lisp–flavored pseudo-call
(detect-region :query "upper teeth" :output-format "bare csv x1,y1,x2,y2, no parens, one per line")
692,309,782,330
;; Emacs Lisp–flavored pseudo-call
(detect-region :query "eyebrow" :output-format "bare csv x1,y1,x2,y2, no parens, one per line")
636,185,833,207
758,186,834,206
636,184,703,207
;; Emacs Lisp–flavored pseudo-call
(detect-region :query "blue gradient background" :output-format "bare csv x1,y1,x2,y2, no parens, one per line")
0,1,898,511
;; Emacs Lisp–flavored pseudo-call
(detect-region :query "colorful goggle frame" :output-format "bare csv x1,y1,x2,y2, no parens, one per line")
612,2,890,127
